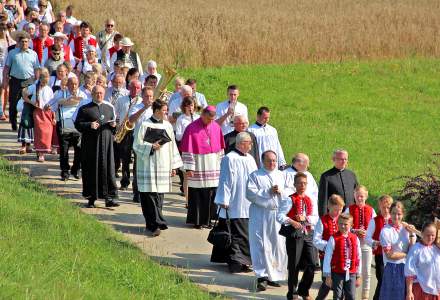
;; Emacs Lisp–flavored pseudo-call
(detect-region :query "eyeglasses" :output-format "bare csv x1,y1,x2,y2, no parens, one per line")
52,52,61,55
106,24,114,27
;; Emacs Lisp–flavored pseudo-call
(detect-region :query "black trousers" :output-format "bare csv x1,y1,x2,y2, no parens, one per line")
8,76,27,129
56,124,81,173
114,132,133,187
186,187,217,226
285,234,316,299
332,273,356,300
316,257,332,300
373,255,384,300
139,192,168,232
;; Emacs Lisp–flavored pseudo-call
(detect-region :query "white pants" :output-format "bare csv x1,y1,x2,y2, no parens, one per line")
361,241,373,296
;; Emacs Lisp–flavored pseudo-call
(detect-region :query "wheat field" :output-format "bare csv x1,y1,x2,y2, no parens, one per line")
57,0,440,68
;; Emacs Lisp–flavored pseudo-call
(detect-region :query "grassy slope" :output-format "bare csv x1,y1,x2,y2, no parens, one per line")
0,161,216,300
180,58,440,202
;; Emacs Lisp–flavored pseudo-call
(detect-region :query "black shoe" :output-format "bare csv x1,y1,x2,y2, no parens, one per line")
267,280,281,287
11,124,17,131
85,199,96,208
70,170,80,179
105,199,120,207
61,171,70,181
228,263,243,273
256,278,268,292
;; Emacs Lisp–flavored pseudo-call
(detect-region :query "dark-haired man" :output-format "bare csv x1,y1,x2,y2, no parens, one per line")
133,100,182,236
215,85,248,135
248,106,286,168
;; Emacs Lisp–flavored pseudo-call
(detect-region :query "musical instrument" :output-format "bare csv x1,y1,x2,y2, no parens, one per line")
59,105,79,134
153,65,177,102
228,100,237,126
114,97,136,143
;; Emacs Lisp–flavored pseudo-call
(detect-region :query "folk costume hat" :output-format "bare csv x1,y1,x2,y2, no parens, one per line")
120,37,134,47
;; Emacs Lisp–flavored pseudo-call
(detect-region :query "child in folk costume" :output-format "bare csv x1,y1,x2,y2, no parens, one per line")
344,185,376,300
379,201,417,300
365,194,393,300
276,172,319,300
24,68,55,162
323,213,362,300
313,194,345,300
405,222,440,300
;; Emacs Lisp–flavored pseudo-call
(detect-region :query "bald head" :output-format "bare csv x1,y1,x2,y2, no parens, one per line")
67,76,79,92
180,85,193,97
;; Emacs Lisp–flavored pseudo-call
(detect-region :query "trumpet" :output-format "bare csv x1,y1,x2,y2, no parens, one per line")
114,98,136,143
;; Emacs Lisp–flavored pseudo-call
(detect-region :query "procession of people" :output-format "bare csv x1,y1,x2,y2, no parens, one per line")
1,2,438,300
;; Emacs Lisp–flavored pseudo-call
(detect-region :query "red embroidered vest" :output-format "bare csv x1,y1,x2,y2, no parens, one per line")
349,204,373,230
33,37,54,63
73,36,97,59
319,214,339,258
331,232,359,274
372,215,391,255
48,44,71,62
287,193,313,220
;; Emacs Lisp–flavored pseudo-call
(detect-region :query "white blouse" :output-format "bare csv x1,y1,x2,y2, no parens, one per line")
175,113,200,141
27,83,54,108
404,242,440,295
380,224,411,265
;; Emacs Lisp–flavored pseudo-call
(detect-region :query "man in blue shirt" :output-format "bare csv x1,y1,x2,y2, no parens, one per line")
3,31,40,130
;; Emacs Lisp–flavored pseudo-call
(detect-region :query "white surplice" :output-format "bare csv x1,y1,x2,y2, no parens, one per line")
214,150,258,219
246,168,288,281
248,123,286,167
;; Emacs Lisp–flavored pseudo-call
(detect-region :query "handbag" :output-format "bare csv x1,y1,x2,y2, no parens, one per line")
207,208,232,249
279,224,305,239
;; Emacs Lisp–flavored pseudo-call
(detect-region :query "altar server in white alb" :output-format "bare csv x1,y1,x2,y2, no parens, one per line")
246,150,288,292
215,84,248,135
133,100,182,237
211,132,258,273
248,106,286,168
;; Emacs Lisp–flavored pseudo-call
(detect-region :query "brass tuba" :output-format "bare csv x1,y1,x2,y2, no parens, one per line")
114,97,136,143
153,65,177,102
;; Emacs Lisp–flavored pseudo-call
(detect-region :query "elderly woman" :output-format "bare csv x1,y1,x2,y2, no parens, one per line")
75,45,99,77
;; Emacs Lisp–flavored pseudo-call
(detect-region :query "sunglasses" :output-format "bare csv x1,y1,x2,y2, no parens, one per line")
106,24,114,27
52,52,61,55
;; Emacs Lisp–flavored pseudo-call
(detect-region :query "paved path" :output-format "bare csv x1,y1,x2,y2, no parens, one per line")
0,121,376,299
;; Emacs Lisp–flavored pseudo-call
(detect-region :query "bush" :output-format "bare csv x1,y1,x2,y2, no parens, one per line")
398,156,440,229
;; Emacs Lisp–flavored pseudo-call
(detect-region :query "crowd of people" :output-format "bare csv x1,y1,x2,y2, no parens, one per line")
0,1,439,300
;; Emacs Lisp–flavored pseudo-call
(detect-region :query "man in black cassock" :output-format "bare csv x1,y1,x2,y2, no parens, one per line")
224,115,260,167
318,149,358,216
74,85,119,208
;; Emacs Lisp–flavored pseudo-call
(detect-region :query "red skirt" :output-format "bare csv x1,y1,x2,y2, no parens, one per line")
33,108,55,153
413,282,440,300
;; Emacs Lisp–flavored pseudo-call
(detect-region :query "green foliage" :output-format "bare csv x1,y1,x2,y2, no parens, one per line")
180,58,440,205
398,157,440,229
0,160,218,300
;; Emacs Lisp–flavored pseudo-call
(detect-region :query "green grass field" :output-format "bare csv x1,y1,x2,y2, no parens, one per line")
180,58,440,203
0,160,217,299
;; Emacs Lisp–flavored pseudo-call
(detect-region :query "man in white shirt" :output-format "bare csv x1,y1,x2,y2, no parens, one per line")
248,106,286,168
215,84,248,135
128,86,154,203
185,78,208,112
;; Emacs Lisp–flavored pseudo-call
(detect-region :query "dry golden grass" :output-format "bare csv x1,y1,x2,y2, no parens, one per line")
57,0,440,68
